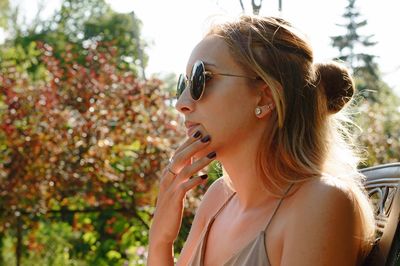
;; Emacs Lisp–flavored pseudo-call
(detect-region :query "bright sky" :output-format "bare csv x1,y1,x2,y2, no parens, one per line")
4,0,400,94
108,0,400,95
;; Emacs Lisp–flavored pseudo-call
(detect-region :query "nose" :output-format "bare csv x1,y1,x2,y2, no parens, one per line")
175,87,195,114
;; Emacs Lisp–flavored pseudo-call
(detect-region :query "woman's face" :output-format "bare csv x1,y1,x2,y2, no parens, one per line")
175,34,261,159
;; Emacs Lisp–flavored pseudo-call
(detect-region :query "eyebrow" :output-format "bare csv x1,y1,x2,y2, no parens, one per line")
204,62,217,68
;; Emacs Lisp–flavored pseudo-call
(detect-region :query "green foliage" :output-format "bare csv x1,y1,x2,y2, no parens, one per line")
2,221,81,265
332,0,400,167
0,41,46,82
1,212,152,265
0,0,10,29
56,0,111,39
5,0,145,77
83,11,147,71
354,82,400,167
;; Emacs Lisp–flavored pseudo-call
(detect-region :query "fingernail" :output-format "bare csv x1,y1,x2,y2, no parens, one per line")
200,174,208,180
193,130,202,139
207,151,216,159
201,135,211,143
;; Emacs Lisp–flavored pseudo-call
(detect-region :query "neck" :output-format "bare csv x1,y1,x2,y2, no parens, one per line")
217,130,275,210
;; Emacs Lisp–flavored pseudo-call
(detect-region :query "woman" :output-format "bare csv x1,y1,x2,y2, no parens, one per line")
148,15,376,265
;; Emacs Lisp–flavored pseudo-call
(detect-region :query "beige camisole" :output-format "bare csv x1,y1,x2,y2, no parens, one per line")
188,184,293,266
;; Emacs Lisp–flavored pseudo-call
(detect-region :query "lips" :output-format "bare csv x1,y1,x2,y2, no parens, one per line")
185,121,200,136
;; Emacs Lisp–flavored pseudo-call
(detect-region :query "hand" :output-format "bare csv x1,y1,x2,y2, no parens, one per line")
149,130,217,246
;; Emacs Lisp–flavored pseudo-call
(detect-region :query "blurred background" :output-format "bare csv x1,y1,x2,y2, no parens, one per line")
0,0,399,265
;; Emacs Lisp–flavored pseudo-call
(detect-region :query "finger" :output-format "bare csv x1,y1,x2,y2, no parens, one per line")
178,174,209,197
170,135,212,174
174,151,216,184
172,130,203,157
161,132,202,187
159,166,178,192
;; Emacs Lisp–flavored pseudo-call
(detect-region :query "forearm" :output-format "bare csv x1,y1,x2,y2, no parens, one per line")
147,240,174,266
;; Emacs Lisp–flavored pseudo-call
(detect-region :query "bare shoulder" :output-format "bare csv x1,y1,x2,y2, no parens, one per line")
285,177,358,237
281,177,362,266
289,176,355,212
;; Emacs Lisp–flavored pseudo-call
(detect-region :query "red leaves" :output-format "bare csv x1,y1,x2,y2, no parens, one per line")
0,41,184,227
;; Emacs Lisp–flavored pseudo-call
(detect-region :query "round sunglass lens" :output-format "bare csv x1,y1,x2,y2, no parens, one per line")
191,61,205,100
177,74,186,98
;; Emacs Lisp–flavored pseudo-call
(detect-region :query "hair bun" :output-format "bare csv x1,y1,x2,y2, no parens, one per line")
315,61,354,113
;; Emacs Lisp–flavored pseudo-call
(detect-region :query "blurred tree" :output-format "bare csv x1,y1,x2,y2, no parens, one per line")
4,0,147,78
355,89,400,167
0,0,10,29
331,0,400,167
330,0,383,101
0,39,183,264
331,0,378,74
0,0,182,264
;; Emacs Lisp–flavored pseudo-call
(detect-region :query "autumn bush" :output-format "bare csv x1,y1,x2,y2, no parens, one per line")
0,39,188,265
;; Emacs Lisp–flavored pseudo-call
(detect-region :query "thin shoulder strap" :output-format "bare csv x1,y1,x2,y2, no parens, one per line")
264,183,294,231
211,192,236,220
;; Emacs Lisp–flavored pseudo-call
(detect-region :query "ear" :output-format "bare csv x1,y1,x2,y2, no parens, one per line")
255,83,275,118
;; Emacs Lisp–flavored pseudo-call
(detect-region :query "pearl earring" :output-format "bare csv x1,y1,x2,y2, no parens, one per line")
255,107,262,116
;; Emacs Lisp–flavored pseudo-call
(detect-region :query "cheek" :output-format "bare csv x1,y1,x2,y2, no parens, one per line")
204,96,255,145
191,111,255,162
192,82,257,158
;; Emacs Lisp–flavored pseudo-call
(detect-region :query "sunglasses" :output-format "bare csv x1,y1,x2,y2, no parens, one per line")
176,60,260,101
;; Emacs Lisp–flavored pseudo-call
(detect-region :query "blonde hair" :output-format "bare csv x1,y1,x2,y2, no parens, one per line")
208,15,375,259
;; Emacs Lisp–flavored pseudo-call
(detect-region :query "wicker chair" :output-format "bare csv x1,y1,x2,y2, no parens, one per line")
361,163,400,266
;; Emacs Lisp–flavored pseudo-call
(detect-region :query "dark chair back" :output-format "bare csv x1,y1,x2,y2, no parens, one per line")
361,163,400,266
